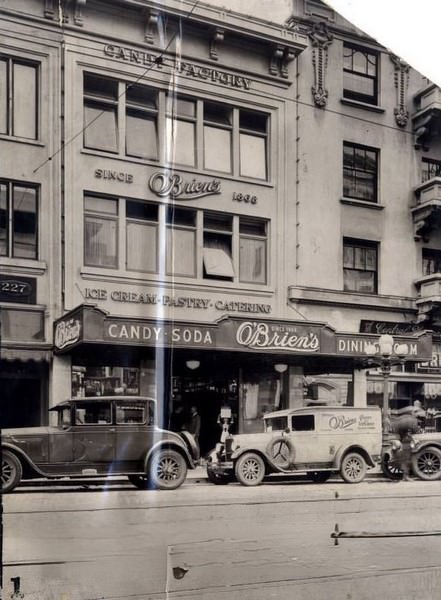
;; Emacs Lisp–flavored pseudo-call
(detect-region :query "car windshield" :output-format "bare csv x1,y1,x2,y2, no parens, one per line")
264,416,287,432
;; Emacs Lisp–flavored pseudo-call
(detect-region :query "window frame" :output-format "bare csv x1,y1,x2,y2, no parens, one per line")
0,179,39,260
83,194,119,269
343,142,379,204
343,43,379,106
422,248,441,276
343,238,378,294
0,56,39,140
422,158,441,183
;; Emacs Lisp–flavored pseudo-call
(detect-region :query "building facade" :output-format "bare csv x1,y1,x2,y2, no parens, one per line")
1,0,440,452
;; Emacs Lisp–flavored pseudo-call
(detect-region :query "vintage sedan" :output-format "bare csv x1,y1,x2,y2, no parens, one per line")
1,396,199,492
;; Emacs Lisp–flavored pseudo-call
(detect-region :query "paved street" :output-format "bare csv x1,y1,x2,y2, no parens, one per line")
3,476,441,599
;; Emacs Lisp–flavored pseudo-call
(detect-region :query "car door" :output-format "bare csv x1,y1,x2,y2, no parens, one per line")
72,400,115,466
49,405,74,464
114,399,155,466
288,414,322,465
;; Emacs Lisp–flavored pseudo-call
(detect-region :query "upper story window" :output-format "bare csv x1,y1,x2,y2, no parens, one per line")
422,248,441,276
83,194,268,285
343,238,378,294
343,44,378,105
422,158,441,183
0,57,39,139
343,142,378,203
0,180,38,259
83,73,269,180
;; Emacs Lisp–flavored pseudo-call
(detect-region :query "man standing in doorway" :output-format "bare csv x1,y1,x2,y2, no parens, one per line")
187,406,201,443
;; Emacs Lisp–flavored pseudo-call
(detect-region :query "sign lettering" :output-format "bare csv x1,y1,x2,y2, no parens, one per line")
55,319,81,350
236,321,320,352
95,169,133,183
105,322,214,347
148,172,221,200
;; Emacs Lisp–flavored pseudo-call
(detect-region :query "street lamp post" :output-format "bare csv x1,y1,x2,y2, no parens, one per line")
365,334,408,434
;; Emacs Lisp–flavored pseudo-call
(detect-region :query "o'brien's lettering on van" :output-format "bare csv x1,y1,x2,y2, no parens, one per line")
236,322,320,352
329,415,357,430
148,172,221,200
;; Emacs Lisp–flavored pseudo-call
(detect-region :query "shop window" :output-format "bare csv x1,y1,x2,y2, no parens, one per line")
0,181,38,259
239,110,268,180
422,248,441,276
166,206,197,277
84,195,118,268
203,213,234,280
1,308,44,341
83,73,118,152
343,238,378,294
125,84,158,159
343,44,378,105
203,103,232,173
165,95,196,167
0,57,38,139
126,200,158,273
343,142,378,203
239,217,267,284
422,158,441,183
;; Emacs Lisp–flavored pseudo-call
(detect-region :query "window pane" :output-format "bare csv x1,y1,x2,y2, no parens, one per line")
203,247,235,278
204,103,232,125
126,200,157,221
204,213,232,231
126,84,156,109
354,247,365,269
166,207,196,227
166,96,195,118
240,110,267,133
0,183,7,256
13,63,37,139
1,308,44,341
344,269,375,293
240,133,266,179
126,111,158,159
126,222,157,272
85,196,117,215
0,60,7,134
84,74,118,100
165,117,195,166
84,216,117,267
166,227,196,276
343,72,374,97
84,104,118,152
13,186,37,259
204,126,232,172
240,218,266,236
365,248,377,270
240,237,266,284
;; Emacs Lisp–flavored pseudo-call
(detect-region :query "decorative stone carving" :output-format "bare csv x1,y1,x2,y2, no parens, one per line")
269,44,285,77
73,0,87,26
144,9,160,45
44,0,56,19
390,54,410,127
308,22,333,108
210,28,224,61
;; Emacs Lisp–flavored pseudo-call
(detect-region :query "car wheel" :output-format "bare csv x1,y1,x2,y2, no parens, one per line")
235,453,265,486
307,471,331,483
2,450,22,493
207,465,232,485
149,449,187,490
381,455,403,480
127,475,149,490
411,447,441,481
340,452,367,484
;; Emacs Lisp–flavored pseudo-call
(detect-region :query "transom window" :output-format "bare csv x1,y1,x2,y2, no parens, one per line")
83,194,268,285
343,44,378,105
422,248,441,276
0,56,39,139
0,180,38,259
83,72,269,180
343,238,378,294
343,142,378,203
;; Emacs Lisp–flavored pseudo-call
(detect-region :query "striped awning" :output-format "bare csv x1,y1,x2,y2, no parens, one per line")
1,347,51,362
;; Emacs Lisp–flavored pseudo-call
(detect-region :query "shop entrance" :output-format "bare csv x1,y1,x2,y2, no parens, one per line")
0,377,43,428
170,376,238,457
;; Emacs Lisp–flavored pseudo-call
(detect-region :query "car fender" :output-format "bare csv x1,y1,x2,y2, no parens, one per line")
1,443,48,478
412,440,441,454
231,446,286,474
332,444,375,469
143,440,195,472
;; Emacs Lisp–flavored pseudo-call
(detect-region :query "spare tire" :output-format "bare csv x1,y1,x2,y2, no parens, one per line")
179,431,200,461
266,436,295,469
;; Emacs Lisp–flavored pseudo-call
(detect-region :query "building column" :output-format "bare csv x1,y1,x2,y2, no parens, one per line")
288,366,304,409
51,354,72,423
352,368,367,407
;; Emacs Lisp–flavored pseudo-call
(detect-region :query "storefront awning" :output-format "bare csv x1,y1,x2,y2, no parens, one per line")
1,346,51,362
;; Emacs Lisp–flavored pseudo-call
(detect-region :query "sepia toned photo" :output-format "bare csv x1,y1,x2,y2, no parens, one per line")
1,0,441,598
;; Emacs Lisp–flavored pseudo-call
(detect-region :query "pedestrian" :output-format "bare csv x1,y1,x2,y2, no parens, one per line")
399,430,414,481
187,405,201,443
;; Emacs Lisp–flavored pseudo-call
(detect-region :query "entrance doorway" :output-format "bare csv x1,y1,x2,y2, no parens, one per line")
0,377,43,428
170,376,238,457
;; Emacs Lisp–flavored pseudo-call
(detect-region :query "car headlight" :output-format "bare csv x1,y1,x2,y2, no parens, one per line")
391,440,402,451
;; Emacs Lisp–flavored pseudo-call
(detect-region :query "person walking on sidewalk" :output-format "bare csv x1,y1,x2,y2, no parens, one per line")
187,406,201,443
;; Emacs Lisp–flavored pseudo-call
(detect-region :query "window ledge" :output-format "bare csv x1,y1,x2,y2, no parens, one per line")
0,259,47,275
340,197,384,210
0,135,45,147
340,98,385,113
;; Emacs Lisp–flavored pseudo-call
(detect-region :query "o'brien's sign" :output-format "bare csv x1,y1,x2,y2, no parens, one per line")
55,318,81,350
148,172,221,200
235,321,320,353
